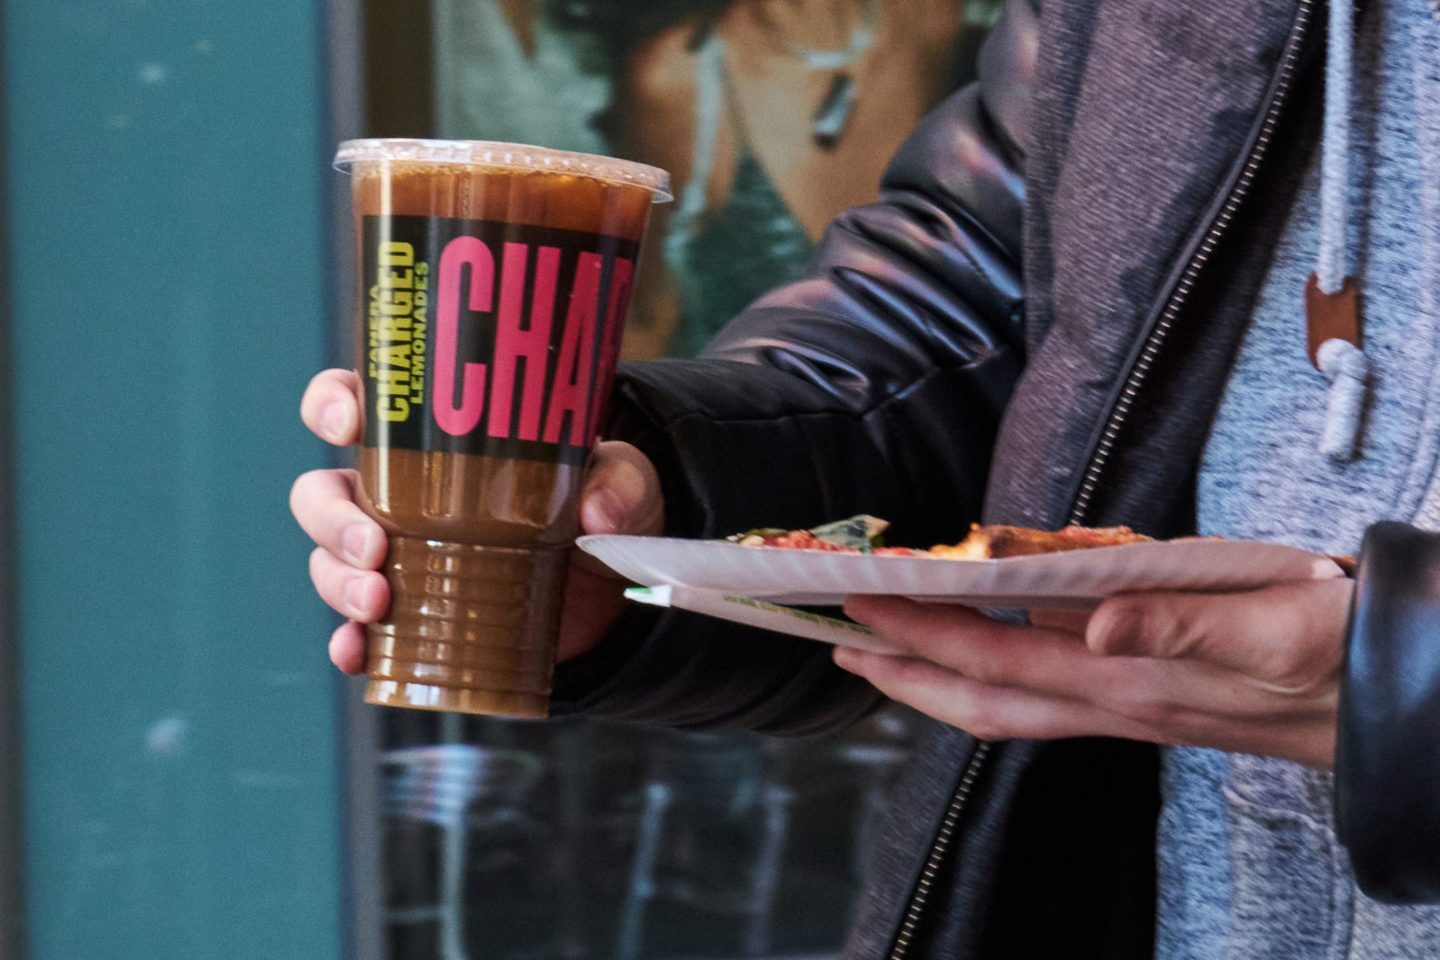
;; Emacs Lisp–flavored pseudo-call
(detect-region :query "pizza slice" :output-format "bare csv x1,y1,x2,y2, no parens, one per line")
728,516,1151,559
928,524,1153,559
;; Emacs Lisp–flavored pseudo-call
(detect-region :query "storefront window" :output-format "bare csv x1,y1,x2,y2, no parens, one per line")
358,2,996,957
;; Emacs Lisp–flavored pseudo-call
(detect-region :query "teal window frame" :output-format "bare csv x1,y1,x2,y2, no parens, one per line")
1,1,355,956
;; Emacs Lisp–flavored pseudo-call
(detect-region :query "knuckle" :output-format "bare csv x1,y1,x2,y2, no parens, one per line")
311,548,343,587
311,367,351,394
1161,607,1205,659
962,650,1006,687
300,376,322,413
1087,600,1147,655
869,655,939,696
1269,632,1313,682
1249,585,1344,687
301,374,335,419
903,633,955,670
1090,598,1204,661
289,471,320,517
886,656,931,686
1266,642,1333,694
957,705,1005,742
1114,692,1177,730
292,470,354,526
309,550,341,602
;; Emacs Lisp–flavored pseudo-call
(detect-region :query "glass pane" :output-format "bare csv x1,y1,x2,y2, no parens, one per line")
375,708,923,960
358,2,995,957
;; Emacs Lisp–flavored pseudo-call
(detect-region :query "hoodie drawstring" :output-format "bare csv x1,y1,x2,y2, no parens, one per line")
1310,0,1369,462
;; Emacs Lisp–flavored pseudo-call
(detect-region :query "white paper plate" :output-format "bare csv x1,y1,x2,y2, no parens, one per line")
577,535,1346,609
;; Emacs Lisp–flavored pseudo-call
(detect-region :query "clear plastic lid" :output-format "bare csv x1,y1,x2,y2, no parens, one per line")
334,138,672,202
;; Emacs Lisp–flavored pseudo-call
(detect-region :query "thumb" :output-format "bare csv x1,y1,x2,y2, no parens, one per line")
1084,579,1352,683
578,440,664,538
572,441,664,583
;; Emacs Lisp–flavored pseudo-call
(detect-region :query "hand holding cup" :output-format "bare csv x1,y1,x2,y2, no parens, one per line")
291,369,664,681
306,140,669,717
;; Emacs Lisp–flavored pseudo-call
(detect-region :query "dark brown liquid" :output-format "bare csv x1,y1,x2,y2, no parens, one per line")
351,160,655,717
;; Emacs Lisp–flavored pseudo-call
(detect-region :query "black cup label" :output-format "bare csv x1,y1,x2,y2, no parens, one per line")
360,216,639,465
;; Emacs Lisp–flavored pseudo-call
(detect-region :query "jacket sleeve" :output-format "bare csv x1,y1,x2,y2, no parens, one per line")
1336,521,1440,903
551,0,1037,734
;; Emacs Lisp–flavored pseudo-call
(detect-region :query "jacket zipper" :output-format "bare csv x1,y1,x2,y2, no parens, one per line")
1068,0,1317,525
883,2,1315,955
884,741,991,960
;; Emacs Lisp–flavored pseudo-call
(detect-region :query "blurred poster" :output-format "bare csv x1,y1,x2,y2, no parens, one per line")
433,0,995,360
433,0,610,154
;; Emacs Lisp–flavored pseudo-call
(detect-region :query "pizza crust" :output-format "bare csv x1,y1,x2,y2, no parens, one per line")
930,524,1153,560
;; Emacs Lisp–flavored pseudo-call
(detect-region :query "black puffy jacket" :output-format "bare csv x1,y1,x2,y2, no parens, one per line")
555,0,1440,953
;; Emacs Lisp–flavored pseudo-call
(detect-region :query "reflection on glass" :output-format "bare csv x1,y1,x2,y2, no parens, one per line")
432,0,610,154
556,0,972,357
363,1,995,955
379,710,919,960
432,0,988,360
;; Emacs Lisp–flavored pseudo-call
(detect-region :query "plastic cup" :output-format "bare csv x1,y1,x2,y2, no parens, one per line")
334,139,671,717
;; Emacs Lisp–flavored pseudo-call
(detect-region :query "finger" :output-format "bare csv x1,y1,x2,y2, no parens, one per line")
578,441,664,536
557,562,630,662
832,647,1160,743
300,369,363,445
838,644,1335,763
1085,579,1353,686
574,441,664,579
1028,609,1092,633
310,547,391,622
329,620,368,675
843,596,1129,700
289,469,387,569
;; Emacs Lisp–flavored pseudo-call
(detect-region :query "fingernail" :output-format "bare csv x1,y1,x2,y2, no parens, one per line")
833,646,858,670
342,524,374,564
322,403,349,440
591,488,626,533
344,578,372,618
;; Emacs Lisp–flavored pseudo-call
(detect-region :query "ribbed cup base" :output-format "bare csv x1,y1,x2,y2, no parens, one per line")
363,679,549,718
364,536,568,718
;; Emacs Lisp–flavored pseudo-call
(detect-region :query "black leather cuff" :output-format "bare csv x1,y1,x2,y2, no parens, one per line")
1336,521,1440,904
